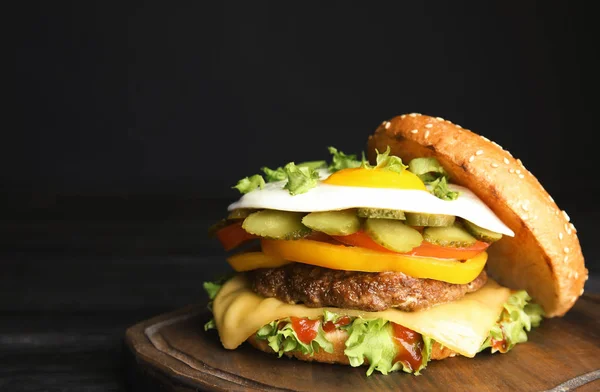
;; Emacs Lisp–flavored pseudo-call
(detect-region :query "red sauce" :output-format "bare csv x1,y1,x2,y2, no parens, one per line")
491,338,508,352
491,325,508,352
322,316,352,333
290,317,320,344
391,322,424,372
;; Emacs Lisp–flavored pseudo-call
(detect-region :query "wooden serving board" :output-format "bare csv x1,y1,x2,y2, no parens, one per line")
125,295,600,392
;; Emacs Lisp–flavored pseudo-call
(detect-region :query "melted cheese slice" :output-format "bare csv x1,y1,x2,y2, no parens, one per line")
213,275,511,358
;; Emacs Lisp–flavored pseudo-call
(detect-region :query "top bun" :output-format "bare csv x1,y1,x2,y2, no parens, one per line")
367,113,587,317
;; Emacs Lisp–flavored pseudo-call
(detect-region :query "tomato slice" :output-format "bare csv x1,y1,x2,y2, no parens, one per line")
261,239,487,284
332,231,490,260
216,222,258,251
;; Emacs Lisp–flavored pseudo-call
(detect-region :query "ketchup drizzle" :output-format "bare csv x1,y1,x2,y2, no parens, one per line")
391,322,424,371
290,317,319,344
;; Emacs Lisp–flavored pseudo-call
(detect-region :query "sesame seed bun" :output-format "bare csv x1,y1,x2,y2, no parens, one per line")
367,113,587,317
247,329,455,364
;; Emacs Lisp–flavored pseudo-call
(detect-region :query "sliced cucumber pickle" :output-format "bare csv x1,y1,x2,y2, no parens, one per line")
423,225,477,247
357,208,406,220
302,210,361,236
462,220,502,243
405,212,455,227
227,208,259,220
242,210,310,240
364,218,423,252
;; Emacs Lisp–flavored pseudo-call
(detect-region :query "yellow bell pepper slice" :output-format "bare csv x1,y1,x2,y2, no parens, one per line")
227,251,291,272
261,239,487,284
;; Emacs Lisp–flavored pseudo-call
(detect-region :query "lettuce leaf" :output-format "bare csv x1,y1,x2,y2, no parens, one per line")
430,176,459,201
479,290,544,353
282,162,320,195
232,174,266,194
255,318,334,357
202,276,232,331
344,318,431,376
328,147,362,172
374,146,408,173
262,161,327,182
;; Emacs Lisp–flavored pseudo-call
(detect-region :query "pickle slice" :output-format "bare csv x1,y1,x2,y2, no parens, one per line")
462,220,502,243
242,210,310,240
405,213,455,227
302,210,361,236
357,208,406,220
227,208,259,220
423,225,477,247
364,218,423,252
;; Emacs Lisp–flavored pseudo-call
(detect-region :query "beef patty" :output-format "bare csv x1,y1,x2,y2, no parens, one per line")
248,263,488,312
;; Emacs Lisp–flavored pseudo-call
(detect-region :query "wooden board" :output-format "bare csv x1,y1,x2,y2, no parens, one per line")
125,294,600,392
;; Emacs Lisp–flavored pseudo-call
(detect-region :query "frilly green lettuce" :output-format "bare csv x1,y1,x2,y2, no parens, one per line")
479,290,544,353
255,318,334,357
344,318,431,376
232,174,265,194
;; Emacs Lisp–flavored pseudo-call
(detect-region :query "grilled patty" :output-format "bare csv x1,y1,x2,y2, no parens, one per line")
248,263,488,312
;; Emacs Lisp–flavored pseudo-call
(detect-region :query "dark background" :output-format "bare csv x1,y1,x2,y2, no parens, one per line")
4,2,599,391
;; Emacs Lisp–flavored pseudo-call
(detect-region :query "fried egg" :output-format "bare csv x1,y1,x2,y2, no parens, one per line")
228,168,514,236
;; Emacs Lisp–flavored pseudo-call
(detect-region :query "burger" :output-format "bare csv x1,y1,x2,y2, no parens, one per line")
204,113,587,375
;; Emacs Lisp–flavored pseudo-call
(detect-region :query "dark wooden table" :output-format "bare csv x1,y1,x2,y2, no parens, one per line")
1,196,598,391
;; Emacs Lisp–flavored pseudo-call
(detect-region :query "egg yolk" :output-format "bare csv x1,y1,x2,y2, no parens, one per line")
322,168,427,190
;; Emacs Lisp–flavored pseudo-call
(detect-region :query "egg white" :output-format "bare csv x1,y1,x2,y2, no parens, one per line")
228,171,514,237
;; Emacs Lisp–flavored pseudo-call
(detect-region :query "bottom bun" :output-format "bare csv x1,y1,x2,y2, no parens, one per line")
247,329,456,366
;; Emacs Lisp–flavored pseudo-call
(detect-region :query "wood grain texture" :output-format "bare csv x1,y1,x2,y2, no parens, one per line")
125,295,600,392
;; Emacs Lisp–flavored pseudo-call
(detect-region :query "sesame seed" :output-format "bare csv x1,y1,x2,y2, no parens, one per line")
491,163,499,168
424,130,430,139
574,271,579,279
481,136,490,142
580,288,584,296
563,210,570,222
564,247,570,253
563,255,569,264
509,168,515,173
409,113,417,117
385,122,391,129
456,124,462,129
506,150,513,157
401,114,406,119
567,271,573,278
516,169,521,174
492,141,503,149
566,225,572,235
522,204,529,212
410,129,419,134
425,123,433,128
570,222,577,233
436,117,444,121
469,155,475,163
476,150,484,156
503,157,510,164
549,195,554,202
518,174,525,179
559,232,563,240
555,210,560,216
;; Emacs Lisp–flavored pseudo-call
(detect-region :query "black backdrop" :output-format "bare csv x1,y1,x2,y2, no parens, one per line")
8,2,598,270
